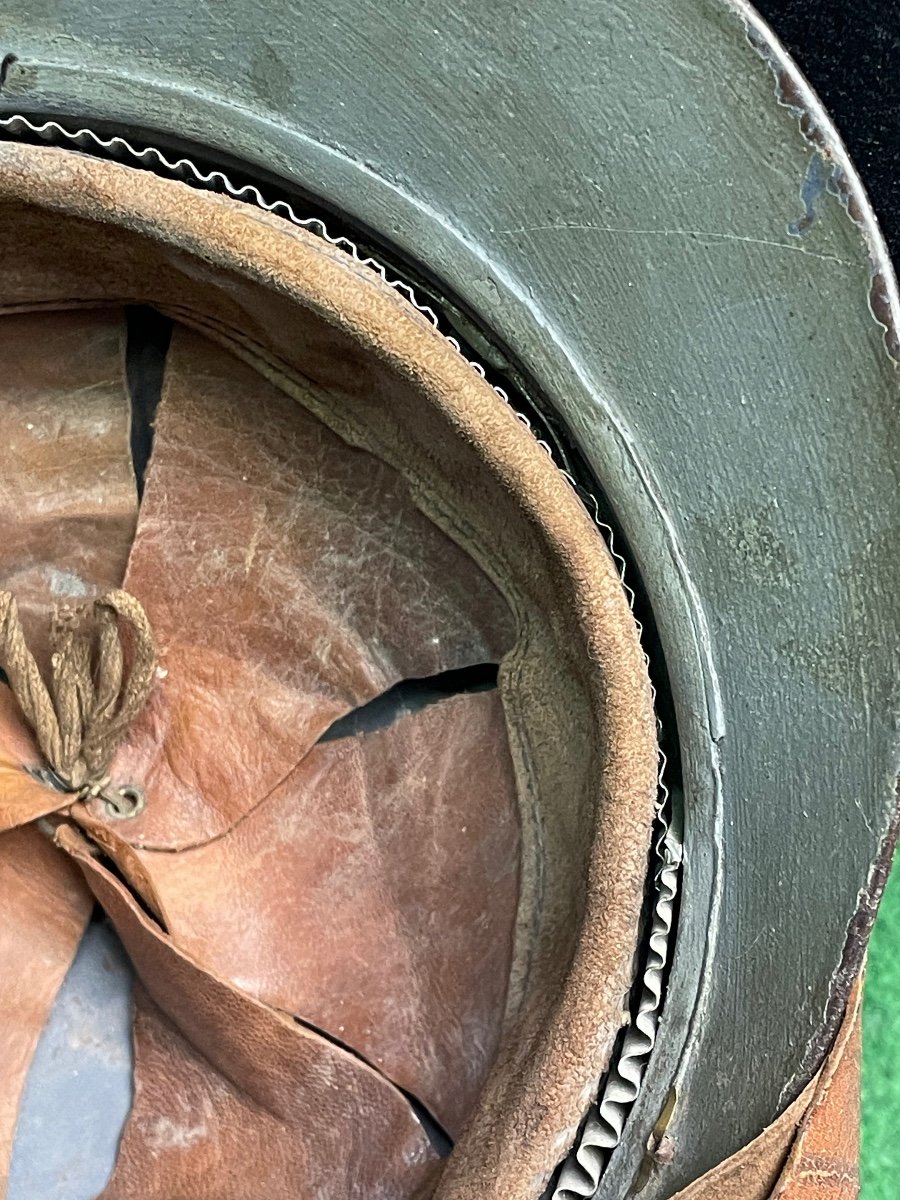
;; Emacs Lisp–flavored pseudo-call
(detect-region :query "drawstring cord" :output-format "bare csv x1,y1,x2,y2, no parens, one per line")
0,590,156,818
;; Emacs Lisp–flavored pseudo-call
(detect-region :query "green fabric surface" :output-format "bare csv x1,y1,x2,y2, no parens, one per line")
862,856,900,1199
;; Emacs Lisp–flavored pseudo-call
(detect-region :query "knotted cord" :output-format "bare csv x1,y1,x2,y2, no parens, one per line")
0,590,156,814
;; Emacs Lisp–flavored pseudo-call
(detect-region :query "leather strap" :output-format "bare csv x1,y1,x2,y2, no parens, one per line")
0,825,92,1190
669,975,863,1200
772,975,862,1199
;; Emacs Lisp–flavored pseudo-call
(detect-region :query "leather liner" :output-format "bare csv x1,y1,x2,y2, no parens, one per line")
0,113,679,1195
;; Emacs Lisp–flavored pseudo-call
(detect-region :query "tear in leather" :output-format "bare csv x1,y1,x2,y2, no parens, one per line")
94,327,516,850
57,826,441,1200
78,688,521,1137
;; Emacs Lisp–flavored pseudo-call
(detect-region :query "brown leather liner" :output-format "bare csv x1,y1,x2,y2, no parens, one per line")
96,323,516,851
102,984,441,1200
0,305,137,832
79,688,520,1138
0,302,136,1187
55,824,441,1199
0,825,92,1191
0,142,660,1199
66,315,521,1137
0,690,66,832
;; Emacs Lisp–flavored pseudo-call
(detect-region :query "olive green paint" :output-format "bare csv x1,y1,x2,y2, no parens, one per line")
1,2,897,1195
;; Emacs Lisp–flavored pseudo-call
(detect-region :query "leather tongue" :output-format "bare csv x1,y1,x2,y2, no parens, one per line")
0,691,67,833
0,825,92,1191
99,327,516,849
57,825,441,1200
78,688,521,1136
0,309,137,676
0,304,139,1192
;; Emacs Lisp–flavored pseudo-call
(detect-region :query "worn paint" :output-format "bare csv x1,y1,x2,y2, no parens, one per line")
787,152,830,238
0,2,897,1195
743,9,900,363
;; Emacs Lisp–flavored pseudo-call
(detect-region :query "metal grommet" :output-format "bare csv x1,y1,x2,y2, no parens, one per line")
104,784,146,820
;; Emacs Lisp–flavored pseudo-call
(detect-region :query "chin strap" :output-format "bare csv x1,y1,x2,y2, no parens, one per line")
0,589,156,817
